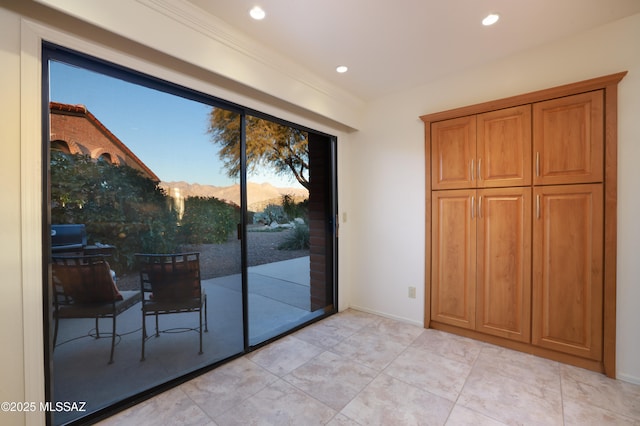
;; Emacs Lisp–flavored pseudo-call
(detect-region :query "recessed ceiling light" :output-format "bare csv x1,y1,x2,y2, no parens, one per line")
249,6,266,20
336,65,348,73
482,13,500,26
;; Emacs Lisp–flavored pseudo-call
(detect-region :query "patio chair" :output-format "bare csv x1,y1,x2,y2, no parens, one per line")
135,252,208,361
51,255,141,364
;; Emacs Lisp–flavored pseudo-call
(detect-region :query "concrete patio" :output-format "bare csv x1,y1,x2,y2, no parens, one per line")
51,257,324,425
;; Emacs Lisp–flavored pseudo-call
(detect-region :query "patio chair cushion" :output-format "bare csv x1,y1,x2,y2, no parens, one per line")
52,260,123,303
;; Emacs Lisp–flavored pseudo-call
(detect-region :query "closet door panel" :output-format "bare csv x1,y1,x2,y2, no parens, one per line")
532,184,603,360
533,91,603,185
476,187,532,342
432,116,476,190
477,105,532,188
432,190,476,329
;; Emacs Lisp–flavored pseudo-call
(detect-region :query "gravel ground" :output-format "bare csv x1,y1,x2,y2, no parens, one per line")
116,228,309,290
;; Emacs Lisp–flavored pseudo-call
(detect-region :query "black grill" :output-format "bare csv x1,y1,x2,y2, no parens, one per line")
51,224,87,253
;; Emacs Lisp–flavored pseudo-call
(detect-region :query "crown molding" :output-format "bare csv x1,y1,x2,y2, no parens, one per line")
33,0,364,129
136,0,365,108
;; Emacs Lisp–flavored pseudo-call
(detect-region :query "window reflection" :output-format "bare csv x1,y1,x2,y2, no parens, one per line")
48,61,244,425
47,54,334,425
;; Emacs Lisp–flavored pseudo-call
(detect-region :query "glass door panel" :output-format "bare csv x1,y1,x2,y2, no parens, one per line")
47,58,244,424
241,116,332,345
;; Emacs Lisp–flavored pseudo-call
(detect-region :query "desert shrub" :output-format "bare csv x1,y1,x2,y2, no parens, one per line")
254,195,308,226
179,196,238,244
253,203,287,225
281,194,308,222
278,222,310,250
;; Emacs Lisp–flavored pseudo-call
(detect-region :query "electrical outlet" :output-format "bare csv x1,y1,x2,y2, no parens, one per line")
408,286,416,299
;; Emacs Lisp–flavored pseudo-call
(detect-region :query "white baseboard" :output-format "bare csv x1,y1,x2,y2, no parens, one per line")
347,305,424,328
617,372,640,385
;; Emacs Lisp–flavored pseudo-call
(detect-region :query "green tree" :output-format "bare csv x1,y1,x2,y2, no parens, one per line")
50,151,179,271
179,196,238,244
207,109,309,189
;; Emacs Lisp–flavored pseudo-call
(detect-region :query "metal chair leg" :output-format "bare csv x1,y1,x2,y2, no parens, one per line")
108,316,115,364
141,311,147,362
53,315,59,351
198,308,203,355
204,294,208,333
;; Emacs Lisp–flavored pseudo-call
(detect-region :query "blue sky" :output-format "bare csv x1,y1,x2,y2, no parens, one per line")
49,60,299,188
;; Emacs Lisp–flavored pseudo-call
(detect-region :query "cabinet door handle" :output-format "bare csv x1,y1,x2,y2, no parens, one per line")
536,152,540,177
536,194,541,219
470,159,475,181
478,158,482,180
479,195,483,218
471,196,475,219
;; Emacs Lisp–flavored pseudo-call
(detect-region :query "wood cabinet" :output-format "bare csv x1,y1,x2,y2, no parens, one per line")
431,105,531,190
422,72,625,377
431,187,531,341
532,184,603,360
533,91,603,185
431,105,533,340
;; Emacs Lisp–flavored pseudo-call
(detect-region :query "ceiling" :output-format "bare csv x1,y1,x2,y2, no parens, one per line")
186,0,640,102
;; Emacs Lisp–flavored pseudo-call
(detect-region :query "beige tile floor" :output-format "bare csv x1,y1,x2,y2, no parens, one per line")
99,309,640,425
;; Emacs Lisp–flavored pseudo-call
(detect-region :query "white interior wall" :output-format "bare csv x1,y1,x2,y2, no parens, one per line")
0,8,27,426
347,13,640,384
1,3,639,425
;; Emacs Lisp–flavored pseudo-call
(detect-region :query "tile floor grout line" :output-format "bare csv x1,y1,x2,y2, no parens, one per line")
454,343,509,426
204,356,281,423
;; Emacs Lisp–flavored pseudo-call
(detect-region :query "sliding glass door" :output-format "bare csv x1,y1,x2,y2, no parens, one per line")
43,44,336,424
242,118,336,345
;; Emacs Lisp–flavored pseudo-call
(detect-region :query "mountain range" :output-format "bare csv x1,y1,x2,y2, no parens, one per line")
159,181,308,211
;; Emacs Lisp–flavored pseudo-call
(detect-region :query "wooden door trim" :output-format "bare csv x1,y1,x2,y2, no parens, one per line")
603,80,620,378
421,72,626,378
424,123,432,329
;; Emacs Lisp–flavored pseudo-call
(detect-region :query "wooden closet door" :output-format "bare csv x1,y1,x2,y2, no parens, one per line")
431,116,476,190
431,190,476,329
476,187,532,342
477,105,532,188
533,91,603,185
532,184,603,360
